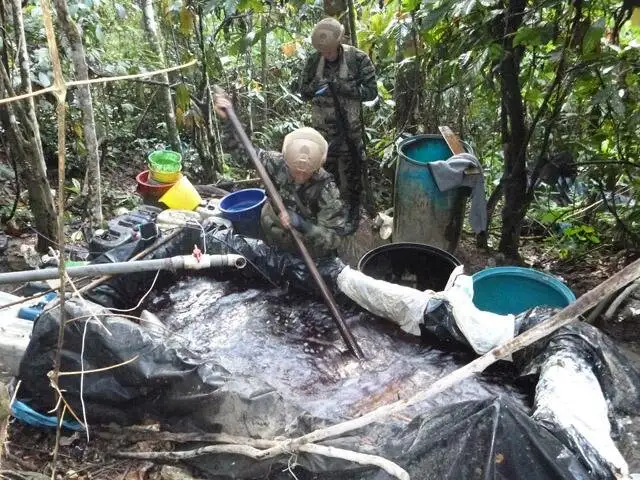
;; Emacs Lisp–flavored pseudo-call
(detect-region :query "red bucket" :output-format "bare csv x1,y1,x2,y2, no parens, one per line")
136,170,176,200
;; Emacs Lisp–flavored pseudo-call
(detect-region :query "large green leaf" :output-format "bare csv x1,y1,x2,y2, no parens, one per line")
179,6,194,35
513,26,552,47
418,3,451,30
237,0,263,11
402,0,421,11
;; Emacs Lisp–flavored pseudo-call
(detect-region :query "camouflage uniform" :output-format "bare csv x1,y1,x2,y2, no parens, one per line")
299,45,377,217
224,122,347,258
252,149,346,258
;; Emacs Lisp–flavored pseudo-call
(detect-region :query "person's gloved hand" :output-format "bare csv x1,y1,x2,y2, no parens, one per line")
280,210,312,233
213,92,233,119
314,79,329,96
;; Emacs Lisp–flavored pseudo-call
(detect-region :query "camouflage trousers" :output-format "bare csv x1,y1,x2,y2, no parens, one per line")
325,136,365,214
259,203,336,259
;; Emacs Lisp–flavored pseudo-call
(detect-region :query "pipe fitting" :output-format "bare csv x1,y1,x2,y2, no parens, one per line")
182,254,247,270
224,254,247,269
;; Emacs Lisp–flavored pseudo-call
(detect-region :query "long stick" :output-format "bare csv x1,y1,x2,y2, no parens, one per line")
40,0,67,476
220,102,364,359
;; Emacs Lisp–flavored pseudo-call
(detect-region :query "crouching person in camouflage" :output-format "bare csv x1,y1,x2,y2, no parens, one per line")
214,94,347,259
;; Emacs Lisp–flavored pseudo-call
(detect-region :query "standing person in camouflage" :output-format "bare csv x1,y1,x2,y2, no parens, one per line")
299,17,378,232
213,94,347,258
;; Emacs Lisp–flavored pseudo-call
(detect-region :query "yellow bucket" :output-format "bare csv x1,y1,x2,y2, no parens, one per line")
150,169,182,183
159,176,203,211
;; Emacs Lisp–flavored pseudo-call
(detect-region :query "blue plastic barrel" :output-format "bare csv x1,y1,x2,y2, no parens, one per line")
472,267,576,315
393,134,469,252
219,188,267,238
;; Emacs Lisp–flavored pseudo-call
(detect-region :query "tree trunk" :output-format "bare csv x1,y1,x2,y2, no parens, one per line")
139,0,181,153
10,0,47,175
195,6,220,181
323,0,353,44
260,13,268,127
53,0,103,229
0,2,58,252
245,14,254,137
394,23,422,133
346,0,358,47
498,0,528,257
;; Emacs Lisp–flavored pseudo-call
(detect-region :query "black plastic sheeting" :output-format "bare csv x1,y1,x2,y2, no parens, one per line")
16,226,638,479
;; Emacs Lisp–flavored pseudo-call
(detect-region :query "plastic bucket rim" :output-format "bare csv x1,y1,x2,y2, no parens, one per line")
136,170,177,187
219,188,267,215
148,151,183,172
148,150,182,162
357,241,462,272
397,134,472,167
471,266,576,303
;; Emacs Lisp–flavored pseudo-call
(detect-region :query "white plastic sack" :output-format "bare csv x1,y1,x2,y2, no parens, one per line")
337,266,431,336
428,269,516,355
533,351,629,478
338,265,516,353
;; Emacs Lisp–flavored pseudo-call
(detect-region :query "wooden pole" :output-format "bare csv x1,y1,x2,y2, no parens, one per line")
218,97,364,360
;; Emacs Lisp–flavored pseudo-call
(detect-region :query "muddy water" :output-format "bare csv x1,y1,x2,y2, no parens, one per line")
147,275,531,421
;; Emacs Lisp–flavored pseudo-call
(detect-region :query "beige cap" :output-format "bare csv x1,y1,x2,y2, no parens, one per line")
311,18,344,51
282,127,328,174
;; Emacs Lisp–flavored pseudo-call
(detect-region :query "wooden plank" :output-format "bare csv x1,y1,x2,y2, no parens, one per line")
438,126,465,155
438,125,481,176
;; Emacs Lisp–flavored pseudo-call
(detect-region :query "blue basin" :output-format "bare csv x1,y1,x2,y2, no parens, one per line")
219,188,267,238
472,266,576,315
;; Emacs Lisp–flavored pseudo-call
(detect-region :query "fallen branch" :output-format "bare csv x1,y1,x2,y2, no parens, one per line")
97,430,277,448
112,443,264,460
603,278,640,322
111,442,409,480
298,444,409,480
0,470,50,480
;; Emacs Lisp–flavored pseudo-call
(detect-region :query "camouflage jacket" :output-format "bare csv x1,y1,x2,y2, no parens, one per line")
254,149,346,254
299,45,377,141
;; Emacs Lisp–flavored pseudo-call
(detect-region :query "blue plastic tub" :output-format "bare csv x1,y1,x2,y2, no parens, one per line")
472,267,576,315
219,188,267,238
